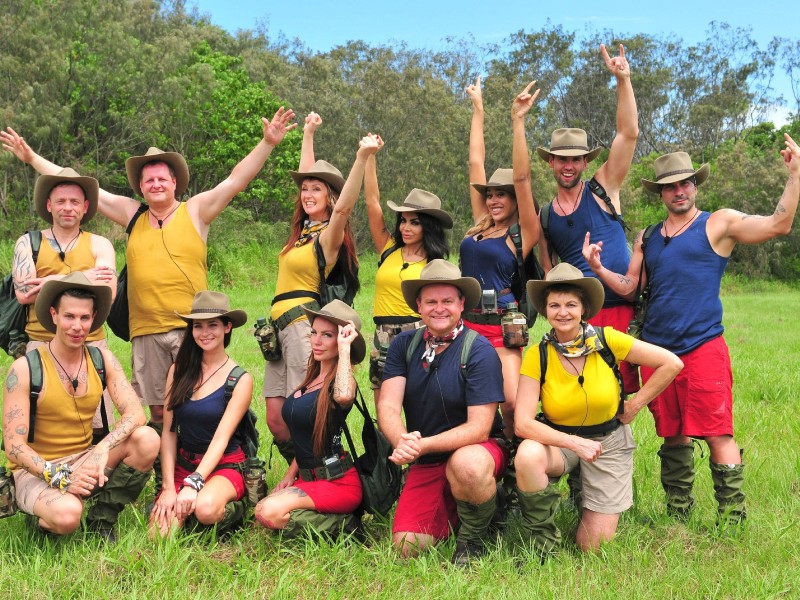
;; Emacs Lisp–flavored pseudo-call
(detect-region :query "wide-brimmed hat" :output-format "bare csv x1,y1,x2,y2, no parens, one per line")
175,291,248,328
125,147,190,197
400,259,481,314
289,160,346,194
301,299,366,364
537,128,602,163
33,168,99,225
386,188,453,229
35,272,112,334
641,152,710,193
526,263,605,320
471,168,516,197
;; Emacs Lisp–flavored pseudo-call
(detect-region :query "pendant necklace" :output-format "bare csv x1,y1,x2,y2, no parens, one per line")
563,355,585,387
400,247,426,272
51,228,82,261
663,209,699,245
48,342,84,391
555,181,584,227
194,356,229,391
150,202,180,228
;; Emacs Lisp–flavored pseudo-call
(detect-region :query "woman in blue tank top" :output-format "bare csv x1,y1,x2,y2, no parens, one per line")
462,77,542,436
150,291,253,538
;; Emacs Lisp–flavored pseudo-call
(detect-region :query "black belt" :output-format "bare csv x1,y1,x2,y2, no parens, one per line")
273,301,320,332
373,315,420,326
463,310,505,325
298,454,353,482
536,414,622,439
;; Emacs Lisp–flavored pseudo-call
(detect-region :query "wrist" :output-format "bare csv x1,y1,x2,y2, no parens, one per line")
182,471,205,492
42,461,72,493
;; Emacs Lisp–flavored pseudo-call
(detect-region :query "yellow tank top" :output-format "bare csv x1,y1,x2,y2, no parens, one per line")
270,239,332,321
10,347,102,465
373,240,426,318
127,203,207,337
27,231,105,342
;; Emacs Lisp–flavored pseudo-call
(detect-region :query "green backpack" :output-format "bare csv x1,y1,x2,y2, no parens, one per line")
0,231,42,356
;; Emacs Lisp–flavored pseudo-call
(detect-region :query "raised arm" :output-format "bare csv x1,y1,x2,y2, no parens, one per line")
511,80,543,256
318,133,384,265
364,154,391,253
466,76,489,224
187,107,297,234
592,44,639,207
582,229,644,300
299,112,322,172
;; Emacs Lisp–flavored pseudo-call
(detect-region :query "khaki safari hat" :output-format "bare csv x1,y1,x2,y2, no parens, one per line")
125,147,190,198
537,128,602,163
33,168,99,225
387,188,453,229
301,299,367,364
35,272,112,334
289,160,346,194
526,262,605,320
641,152,710,194
175,291,248,328
471,168,516,197
400,259,481,315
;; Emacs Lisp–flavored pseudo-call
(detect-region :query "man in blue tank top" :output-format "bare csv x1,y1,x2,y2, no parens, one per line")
582,137,800,528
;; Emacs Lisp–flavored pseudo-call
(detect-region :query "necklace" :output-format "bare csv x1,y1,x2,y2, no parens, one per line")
663,209,699,245
475,226,508,241
563,355,585,387
150,202,180,228
554,181,584,227
48,342,84,391
400,246,426,272
194,356,229,391
50,228,82,261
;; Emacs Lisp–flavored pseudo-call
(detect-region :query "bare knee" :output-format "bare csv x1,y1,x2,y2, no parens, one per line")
193,494,225,525
515,439,549,475
39,499,84,535
149,405,164,423
576,510,619,552
392,531,433,558
254,498,286,529
446,446,495,491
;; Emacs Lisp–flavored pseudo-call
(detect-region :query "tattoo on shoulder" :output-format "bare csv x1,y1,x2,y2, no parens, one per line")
5,368,19,393
110,355,124,372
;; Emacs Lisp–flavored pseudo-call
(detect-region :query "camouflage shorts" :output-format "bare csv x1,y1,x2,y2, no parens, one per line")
369,321,422,389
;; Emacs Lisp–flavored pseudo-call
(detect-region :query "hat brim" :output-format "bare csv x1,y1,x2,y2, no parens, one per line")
33,174,99,225
401,276,481,315
386,201,453,229
536,147,603,163
641,163,710,194
526,275,605,320
289,170,346,195
470,182,517,197
125,151,190,197
35,276,112,334
175,309,248,329
300,305,366,364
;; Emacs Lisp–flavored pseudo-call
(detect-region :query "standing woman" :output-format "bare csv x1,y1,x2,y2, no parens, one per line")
264,122,383,471
364,154,452,402
254,300,365,536
461,78,541,436
149,291,254,537
514,264,682,554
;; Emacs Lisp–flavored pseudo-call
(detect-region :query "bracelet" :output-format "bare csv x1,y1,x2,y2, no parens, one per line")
41,461,72,494
182,472,205,492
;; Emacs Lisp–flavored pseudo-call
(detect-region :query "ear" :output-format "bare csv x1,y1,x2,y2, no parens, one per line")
225,321,233,334
49,306,58,326
46,198,54,214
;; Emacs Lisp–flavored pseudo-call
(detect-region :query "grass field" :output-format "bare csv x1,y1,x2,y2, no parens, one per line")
0,238,798,599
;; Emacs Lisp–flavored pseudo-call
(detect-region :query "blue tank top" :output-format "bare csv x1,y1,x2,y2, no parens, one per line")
548,183,631,306
282,387,350,470
642,211,728,354
459,234,516,309
174,384,241,455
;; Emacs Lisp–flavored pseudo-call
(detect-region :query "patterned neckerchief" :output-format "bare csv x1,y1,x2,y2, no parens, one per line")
421,320,464,371
543,322,604,357
295,220,329,247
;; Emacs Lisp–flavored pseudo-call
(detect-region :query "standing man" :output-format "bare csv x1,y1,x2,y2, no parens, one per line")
377,260,509,565
535,44,639,393
3,272,159,541
12,168,117,442
2,107,296,432
583,135,800,526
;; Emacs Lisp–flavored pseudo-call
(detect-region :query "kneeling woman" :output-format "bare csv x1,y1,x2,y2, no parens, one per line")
514,264,682,553
149,291,254,537
255,300,365,534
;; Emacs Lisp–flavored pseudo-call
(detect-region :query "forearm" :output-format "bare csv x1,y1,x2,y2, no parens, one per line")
615,76,639,140
377,403,407,448
592,264,637,300
333,353,355,405
160,432,178,489
225,139,276,195
4,438,47,477
27,151,63,176
299,128,316,171
419,420,490,456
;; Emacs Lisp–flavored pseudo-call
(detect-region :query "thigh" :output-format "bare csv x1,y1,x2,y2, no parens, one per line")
292,468,362,513
131,329,185,406
681,337,733,438
393,462,455,540
580,425,636,514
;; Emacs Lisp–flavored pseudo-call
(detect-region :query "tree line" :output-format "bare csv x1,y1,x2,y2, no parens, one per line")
1,0,798,279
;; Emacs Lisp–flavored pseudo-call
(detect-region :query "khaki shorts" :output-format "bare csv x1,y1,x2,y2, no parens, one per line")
559,424,636,514
262,318,311,398
12,448,100,515
369,321,422,389
27,339,115,431
131,329,185,406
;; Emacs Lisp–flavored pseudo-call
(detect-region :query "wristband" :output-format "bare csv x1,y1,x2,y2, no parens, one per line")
42,461,72,494
182,472,205,492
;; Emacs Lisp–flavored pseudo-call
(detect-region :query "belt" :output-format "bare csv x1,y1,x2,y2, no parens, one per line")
373,315,420,326
274,302,320,332
298,454,354,482
176,448,244,473
536,414,622,439
374,320,422,335
463,310,504,325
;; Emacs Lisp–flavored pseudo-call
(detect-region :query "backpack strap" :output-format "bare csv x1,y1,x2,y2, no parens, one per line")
378,244,401,267
405,327,478,381
25,349,44,444
507,223,525,294
224,366,246,404
29,230,42,262
587,177,629,232
126,203,149,235
540,202,551,242
313,235,328,305
538,339,549,388
632,223,660,313
86,345,110,436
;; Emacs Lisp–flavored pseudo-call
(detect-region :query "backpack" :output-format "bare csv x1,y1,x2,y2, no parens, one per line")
404,327,480,380
0,231,43,356
538,327,624,416
506,223,544,327
106,204,148,341
314,236,360,306
378,243,400,267
627,223,659,338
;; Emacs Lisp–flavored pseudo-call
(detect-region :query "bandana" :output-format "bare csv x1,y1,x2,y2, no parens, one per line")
421,321,464,371
543,322,604,357
295,220,329,247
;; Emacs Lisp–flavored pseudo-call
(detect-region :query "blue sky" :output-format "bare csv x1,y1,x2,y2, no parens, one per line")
191,0,796,124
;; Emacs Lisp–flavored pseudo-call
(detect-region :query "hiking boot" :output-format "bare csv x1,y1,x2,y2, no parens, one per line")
451,540,486,566
86,462,150,544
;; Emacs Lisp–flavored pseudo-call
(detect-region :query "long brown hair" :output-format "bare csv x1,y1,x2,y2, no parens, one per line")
295,350,339,457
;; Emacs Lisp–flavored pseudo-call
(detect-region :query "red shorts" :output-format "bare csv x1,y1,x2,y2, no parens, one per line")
172,447,246,500
589,305,641,393
641,336,733,438
392,439,508,539
293,467,362,513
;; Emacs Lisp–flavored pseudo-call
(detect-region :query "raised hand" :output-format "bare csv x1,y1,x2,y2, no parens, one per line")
338,321,358,350
262,107,298,146
781,133,800,174
304,112,322,133
512,80,540,119
601,43,630,79
357,132,384,158
0,127,35,163
465,75,483,110
582,232,605,273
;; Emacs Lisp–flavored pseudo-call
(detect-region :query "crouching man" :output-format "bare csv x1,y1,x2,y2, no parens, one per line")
3,272,159,542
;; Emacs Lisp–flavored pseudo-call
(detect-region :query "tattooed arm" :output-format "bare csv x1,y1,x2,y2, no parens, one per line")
3,359,48,475
582,229,643,301
332,322,357,406
11,233,39,305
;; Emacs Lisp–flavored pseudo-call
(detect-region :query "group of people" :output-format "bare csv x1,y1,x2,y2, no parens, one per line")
2,43,799,565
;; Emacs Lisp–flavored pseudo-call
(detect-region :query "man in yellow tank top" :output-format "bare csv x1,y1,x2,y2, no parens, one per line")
2,273,159,542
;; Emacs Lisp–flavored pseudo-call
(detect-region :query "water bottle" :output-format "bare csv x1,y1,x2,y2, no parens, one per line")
253,317,280,361
8,330,27,359
244,463,267,504
0,467,17,518
501,302,528,348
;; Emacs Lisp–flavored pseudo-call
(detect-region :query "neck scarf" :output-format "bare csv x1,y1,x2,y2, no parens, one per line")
421,320,464,371
295,219,329,247
543,322,604,357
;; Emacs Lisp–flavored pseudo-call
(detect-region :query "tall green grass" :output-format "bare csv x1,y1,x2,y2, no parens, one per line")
1,232,798,599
